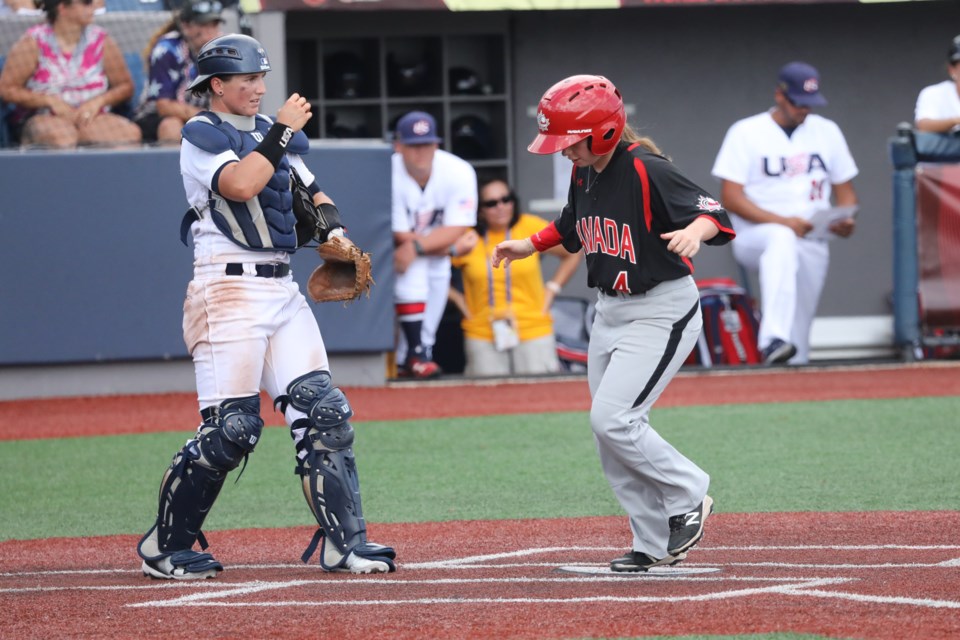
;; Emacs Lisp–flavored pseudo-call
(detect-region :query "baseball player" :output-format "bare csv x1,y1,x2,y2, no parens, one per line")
712,61,859,365
392,110,478,378
492,75,735,572
136,34,395,580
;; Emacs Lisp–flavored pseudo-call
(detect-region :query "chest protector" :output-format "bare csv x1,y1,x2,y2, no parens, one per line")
181,112,310,252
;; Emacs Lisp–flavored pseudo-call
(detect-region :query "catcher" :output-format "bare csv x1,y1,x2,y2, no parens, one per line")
137,34,394,580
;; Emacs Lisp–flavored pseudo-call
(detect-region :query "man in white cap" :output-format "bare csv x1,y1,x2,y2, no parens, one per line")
712,61,859,365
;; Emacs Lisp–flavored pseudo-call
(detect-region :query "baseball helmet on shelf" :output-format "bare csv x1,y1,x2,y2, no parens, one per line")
387,54,431,97
449,67,484,95
188,34,271,91
451,114,493,160
324,51,365,99
527,74,625,156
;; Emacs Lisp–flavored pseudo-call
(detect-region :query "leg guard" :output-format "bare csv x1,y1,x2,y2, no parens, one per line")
137,395,263,577
284,371,396,572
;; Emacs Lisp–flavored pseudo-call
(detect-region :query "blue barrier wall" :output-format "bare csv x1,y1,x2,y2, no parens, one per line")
0,142,394,365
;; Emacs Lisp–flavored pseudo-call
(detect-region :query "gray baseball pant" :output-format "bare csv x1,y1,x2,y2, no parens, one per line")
587,275,710,559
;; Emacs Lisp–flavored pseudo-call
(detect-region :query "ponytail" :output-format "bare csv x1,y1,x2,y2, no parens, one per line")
621,123,665,157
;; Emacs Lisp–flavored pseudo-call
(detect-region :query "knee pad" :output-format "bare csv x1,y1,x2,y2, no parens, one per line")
196,395,264,471
280,370,354,427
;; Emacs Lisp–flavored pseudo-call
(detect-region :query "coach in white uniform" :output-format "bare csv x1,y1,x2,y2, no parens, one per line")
712,61,859,365
392,111,477,378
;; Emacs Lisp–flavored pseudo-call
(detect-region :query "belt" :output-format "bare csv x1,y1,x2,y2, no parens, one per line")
598,287,638,297
225,263,290,278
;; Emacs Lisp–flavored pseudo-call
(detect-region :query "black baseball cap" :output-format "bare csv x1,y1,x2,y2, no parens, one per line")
180,0,224,25
949,35,960,64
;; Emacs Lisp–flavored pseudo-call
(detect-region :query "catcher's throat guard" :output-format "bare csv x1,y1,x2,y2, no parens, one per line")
279,371,396,572
290,167,344,246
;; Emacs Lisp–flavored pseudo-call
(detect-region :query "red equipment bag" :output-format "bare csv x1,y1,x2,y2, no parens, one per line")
691,277,762,367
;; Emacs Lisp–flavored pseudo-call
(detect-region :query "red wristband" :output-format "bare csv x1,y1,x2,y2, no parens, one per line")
530,222,562,252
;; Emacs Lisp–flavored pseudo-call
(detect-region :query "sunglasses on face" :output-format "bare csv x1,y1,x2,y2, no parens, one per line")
480,195,514,208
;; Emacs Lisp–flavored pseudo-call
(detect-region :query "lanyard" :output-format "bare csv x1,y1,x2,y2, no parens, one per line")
484,229,511,309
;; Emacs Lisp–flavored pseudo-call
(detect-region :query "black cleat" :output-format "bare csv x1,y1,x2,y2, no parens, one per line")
761,339,797,365
667,495,714,556
610,550,687,573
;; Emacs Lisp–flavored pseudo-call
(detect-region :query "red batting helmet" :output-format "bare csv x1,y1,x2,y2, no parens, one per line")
527,74,625,156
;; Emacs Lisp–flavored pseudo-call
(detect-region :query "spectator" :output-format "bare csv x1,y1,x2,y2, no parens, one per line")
915,35,960,134
448,177,581,376
392,110,477,379
133,0,223,145
0,0,141,148
711,61,858,365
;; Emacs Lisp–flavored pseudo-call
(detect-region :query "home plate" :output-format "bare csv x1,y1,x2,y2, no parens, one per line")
557,565,721,577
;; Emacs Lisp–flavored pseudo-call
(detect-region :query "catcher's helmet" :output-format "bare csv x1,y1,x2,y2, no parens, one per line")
527,74,625,156
188,34,271,91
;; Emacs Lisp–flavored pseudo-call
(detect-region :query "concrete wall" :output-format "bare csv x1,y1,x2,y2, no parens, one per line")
0,142,395,367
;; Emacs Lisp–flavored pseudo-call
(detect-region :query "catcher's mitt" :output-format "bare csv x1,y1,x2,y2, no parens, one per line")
307,235,374,303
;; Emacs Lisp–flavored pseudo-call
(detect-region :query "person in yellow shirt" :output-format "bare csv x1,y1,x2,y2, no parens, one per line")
450,178,581,376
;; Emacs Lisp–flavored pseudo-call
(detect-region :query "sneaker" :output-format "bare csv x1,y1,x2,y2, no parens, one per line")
340,551,392,574
761,339,797,365
399,357,441,379
141,550,222,580
667,495,713,556
610,550,687,573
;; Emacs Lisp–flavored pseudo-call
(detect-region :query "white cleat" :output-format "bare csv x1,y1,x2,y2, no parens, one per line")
340,551,391,574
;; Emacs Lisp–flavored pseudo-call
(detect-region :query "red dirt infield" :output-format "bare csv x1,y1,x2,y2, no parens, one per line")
1,361,959,639
2,512,960,639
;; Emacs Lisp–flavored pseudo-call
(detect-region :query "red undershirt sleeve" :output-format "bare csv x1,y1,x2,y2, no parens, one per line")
530,221,563,252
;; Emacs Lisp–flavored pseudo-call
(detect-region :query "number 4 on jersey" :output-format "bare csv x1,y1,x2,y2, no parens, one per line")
611,271,631,294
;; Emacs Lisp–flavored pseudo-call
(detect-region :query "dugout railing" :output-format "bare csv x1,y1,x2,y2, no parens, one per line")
889,125,960,360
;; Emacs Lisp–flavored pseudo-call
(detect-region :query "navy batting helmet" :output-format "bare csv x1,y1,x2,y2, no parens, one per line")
188,34,271,91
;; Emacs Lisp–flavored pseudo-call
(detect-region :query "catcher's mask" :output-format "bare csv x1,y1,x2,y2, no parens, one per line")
188,34,271,91
527,74,625,157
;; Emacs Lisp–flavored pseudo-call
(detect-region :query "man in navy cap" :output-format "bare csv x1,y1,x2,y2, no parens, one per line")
712,61,859,365
391,110,478,378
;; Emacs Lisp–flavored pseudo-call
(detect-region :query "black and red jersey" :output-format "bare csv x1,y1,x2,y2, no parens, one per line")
553,141,735,295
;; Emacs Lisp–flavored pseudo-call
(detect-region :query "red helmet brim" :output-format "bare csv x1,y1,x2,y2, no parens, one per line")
527,132,585,155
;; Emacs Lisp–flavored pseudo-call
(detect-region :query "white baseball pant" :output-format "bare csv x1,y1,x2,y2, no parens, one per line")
183,266,329,428
732,223,829,364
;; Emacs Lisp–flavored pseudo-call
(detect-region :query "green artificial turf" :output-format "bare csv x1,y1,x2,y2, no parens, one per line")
1,396,957,541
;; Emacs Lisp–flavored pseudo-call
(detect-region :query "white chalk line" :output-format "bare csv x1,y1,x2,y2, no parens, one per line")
130,577,852,608
3,544,959,611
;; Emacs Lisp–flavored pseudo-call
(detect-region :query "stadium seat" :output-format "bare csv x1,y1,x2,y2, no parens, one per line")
119,51,146,119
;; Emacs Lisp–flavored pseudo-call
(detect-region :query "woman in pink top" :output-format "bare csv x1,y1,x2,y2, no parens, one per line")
0,0,141,148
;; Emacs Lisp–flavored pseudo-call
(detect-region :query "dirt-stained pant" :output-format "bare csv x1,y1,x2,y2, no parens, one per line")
587,276,710,559
184,265,329,431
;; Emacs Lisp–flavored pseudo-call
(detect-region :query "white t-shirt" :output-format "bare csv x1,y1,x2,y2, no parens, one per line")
391,148,477,236
711,111,858,232
915,79,960,128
